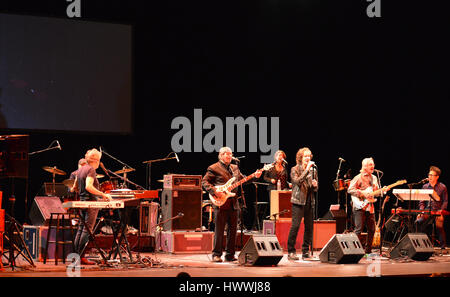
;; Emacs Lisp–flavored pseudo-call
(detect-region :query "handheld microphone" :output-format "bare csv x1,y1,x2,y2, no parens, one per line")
282,158,288,165
174,152,180,163
56,140,62,150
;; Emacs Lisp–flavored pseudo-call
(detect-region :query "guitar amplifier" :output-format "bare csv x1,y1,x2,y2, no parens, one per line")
163,174,202,190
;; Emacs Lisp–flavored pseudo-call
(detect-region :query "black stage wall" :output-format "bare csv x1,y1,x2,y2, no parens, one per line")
0,1,449,235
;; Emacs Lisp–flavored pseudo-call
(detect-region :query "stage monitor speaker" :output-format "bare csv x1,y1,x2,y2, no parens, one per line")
161,189,202,231
319,233,365,264
385,214,403,233
389,233,434,261
238,234,283,266
29,196,66,226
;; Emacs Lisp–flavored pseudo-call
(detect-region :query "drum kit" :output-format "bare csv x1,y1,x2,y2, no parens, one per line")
42,165,136,194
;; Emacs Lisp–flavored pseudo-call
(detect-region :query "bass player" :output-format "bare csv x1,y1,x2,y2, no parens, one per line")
202,147,262,263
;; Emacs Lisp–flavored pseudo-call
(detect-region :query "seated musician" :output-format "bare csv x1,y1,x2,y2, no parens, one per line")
73,149,112,265
417,166,448,248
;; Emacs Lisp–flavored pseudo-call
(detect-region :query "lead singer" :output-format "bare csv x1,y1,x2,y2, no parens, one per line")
202,147,262,262
287,147,318,260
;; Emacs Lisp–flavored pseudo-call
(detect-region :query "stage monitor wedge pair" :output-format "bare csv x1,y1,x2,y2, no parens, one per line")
238,235,283,266
389,233,434,261
319,233,365,264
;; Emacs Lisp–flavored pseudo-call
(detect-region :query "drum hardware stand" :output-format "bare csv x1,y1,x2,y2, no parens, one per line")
99,147,144,190
142,152,179,190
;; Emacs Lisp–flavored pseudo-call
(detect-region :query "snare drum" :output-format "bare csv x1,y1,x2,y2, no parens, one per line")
100,179,118,193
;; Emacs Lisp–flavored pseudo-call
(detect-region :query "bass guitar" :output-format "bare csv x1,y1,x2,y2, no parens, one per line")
351,179,406,211
209,163,274,207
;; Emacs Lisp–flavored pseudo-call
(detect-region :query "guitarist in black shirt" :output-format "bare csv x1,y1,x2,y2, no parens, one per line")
202,147,262,262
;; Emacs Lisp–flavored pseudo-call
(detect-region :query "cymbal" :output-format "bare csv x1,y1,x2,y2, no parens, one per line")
96,174,105,179
43,166,66,175
114,168,135,174
62,179,75,188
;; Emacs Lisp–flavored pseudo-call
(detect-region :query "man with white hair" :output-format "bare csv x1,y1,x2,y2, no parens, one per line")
348,157,387,254
73,148,112,265
202,147,262,262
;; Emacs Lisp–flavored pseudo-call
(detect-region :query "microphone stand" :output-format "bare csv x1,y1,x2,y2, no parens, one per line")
252,182,269,232
334,158,344,205
142,152,178,190
375,169,383,255
28,140,60,155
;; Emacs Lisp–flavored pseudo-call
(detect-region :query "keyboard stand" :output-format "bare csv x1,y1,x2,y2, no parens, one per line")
107,208,134,263
76,209,109,264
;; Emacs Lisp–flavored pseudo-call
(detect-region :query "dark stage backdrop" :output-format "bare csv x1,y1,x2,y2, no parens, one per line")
0,1,449,235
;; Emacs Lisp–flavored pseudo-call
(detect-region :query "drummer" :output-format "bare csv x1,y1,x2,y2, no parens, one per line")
69,158,87,193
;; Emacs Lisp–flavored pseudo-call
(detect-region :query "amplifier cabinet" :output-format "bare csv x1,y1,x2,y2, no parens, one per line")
139,201,159,236
163,174,202,190
274,219,336,250
270,190,292,219
156,231,214,253
161,189,202,231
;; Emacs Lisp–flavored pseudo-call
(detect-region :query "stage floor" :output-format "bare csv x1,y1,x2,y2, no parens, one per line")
1,248,450,278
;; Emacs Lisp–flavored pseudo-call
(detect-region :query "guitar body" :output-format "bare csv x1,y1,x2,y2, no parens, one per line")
208,163,275,207
209,177,236,207
351,187,376,211
373,227,381,247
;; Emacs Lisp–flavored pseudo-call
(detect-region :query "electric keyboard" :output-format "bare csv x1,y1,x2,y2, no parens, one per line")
391,208,450,216
392,189,440,201
62,200,124,209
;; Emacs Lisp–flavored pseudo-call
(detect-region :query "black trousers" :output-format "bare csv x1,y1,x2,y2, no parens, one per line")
287,200,314,254
212,207,238,258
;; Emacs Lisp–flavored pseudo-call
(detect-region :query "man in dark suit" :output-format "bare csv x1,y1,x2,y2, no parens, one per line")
202,147,262,262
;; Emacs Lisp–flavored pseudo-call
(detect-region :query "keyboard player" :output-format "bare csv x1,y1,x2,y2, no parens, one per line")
73,148,112,265
417,166,448,249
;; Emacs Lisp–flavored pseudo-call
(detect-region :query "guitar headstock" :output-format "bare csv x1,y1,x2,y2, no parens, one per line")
262,163,275,171
396,179,407,186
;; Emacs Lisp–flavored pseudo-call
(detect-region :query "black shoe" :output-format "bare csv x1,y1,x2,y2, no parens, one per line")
302,252,310,259
225,256,237,262
212,255,223,262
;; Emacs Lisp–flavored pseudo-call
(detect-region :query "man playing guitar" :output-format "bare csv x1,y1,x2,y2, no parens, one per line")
202,147,263,263
348,157,388,255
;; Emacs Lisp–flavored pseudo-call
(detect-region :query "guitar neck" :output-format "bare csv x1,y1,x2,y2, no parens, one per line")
229,172,257,191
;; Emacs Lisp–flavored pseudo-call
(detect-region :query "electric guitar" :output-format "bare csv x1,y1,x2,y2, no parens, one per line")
209,163,274,207
351,179,406,211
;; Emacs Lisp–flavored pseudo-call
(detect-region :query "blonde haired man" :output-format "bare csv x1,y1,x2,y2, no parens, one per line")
73,148,111,265
348,157,387,254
